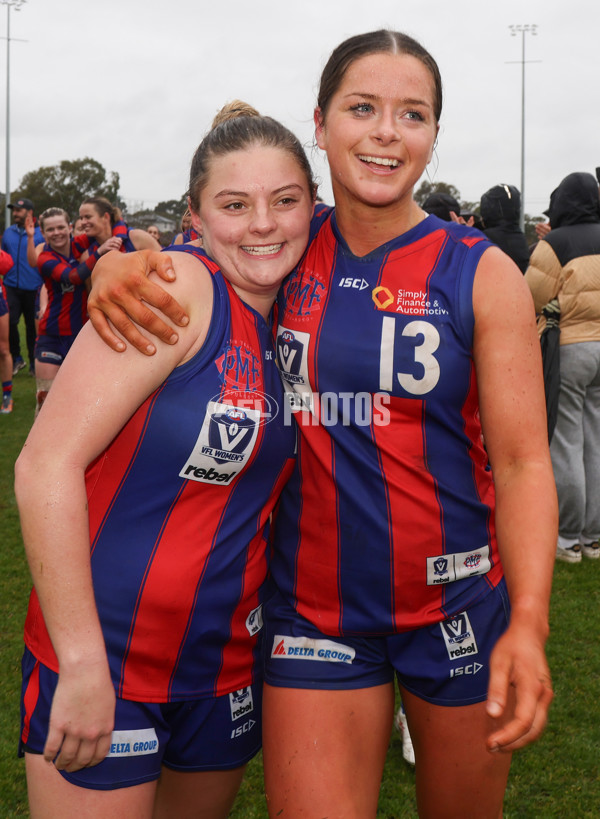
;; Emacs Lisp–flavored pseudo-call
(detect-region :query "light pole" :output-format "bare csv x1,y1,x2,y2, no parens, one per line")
1,0,26,231
508,24,539,232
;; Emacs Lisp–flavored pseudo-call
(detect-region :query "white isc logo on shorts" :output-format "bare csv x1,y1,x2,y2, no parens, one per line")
107,728,159,757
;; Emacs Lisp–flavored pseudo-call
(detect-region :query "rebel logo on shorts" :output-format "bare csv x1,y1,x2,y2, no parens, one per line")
229,687,254,721
440,612,479,661
179,401,259,485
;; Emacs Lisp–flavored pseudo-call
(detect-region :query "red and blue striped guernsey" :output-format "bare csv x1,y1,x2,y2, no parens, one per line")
271,208,504,636
25,246,296,702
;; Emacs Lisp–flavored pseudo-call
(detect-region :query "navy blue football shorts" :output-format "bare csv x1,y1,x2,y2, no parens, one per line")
263,578,510,706
34,334,77,365
19,648,261,790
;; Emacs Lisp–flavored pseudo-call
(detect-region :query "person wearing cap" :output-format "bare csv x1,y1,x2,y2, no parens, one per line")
422,191,462,222
1,198,44,374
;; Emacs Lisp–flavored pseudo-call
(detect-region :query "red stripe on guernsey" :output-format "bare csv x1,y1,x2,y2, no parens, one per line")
288,227,344,626
293,420,343,629
21,659,41,745
373,396,442,628
378,230,447,309
372,232,448,628
119,313,269,700
22,389,167,674
86,387,166,550
57,289,75,335
215,456,293,693
460,236,485,248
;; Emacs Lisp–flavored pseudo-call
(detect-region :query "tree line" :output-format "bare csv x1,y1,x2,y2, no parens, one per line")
1,157,544,243
0,157,187,233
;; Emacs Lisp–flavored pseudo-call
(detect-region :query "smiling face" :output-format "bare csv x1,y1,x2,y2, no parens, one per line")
78,202,111,240
41,214,71,254
191,144,314,315
315,52,439,213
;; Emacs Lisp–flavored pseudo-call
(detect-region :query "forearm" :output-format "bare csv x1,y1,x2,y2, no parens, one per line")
493,457,557,631
15,454,107,670
26,234,38,268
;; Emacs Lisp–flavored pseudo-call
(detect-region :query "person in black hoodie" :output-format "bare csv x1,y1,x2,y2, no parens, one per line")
480,184,530,273
525,172,600,563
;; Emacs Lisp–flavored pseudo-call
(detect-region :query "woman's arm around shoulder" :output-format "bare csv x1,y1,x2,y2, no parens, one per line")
472,246,557,753
88,249,189,354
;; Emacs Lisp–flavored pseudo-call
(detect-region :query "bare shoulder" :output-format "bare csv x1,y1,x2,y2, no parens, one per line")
130,229,161,251
473,246,535,327
150,251,214,360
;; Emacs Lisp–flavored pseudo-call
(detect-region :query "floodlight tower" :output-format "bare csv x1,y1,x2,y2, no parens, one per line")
1,0,26,230
508,24,538,232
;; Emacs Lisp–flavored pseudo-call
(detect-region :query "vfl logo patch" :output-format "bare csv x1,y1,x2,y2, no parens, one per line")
179,401,259,485
276,326,313,413
107,728,159,757
426,546,491,585
271,635,355,664
229,687,254,722
246,604,263,636
440,612,479,661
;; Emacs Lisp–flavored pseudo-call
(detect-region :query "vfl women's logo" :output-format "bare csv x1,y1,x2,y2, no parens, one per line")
277,329,306,384
179,401,260,485
276,326,314,414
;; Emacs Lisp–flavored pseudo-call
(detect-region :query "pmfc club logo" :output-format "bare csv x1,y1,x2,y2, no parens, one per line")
216,342,261,392
283,268,326,319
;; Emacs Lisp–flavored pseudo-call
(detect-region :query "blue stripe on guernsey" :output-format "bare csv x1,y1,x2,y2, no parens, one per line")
271,210,503,636
24,245,297,702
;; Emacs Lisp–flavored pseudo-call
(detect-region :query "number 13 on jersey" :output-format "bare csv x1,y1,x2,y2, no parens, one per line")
379,317,441,396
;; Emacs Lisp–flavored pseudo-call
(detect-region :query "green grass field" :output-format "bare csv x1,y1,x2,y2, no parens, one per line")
1,354,598,817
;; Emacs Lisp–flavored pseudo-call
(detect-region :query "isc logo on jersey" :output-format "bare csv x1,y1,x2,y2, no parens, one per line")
339,277,369,290
179,401,259,485
229,687,254,721
439,612,479,661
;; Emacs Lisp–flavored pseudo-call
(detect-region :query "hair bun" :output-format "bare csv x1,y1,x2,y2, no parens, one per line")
211,100,260,129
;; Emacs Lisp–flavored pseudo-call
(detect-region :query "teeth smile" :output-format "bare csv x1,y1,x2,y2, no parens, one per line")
241,244,283,255
358,155,400,167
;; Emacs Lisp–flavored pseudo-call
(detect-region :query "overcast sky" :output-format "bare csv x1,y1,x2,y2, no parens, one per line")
2,0,598,219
